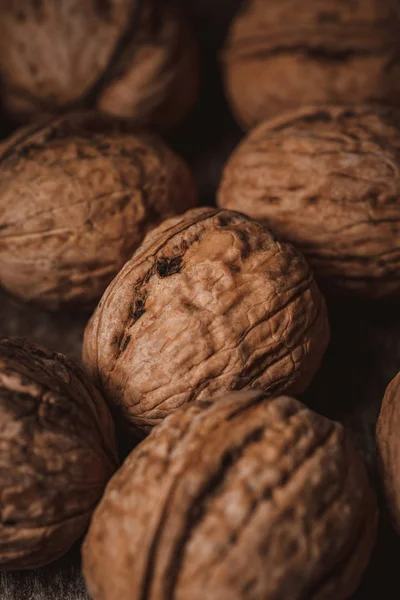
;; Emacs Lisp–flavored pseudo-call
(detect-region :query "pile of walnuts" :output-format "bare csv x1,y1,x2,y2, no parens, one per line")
0,1,399,599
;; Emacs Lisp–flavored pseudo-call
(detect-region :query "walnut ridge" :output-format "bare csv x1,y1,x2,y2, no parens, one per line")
222,0,400,129
376,372,400,533
83,207,329,433
82,390,378,600
218,105,400,299
0,337,118,570
0,0,198,128
0,111,197,310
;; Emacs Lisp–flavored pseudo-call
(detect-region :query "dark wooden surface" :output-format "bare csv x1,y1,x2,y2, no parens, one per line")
0,1,399,597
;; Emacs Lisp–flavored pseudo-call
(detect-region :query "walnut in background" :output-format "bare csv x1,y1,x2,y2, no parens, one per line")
83,390,377,600
0,0,198,128
222,0,400,129
0,337,118,570
218,105,400,299
0,111,197,311
83,207,329,433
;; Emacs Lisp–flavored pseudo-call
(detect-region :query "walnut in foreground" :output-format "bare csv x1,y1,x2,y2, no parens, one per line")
218,105,400,299
83,207,329,433
0,111,197,311
0,0,198,128
0,337,118,570
83,390,377,600
376,372,400,533
222,0,400,129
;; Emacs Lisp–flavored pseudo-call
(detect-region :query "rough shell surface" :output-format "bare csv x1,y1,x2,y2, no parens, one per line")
0,0,198,128
0,337,118,570
376,371,400,533
222,0,400,128
82,390,378,600
218,105,400,299
0,111,197,310
83,207,330,433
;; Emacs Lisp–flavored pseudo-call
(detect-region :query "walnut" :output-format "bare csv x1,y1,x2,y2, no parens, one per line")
83,207,329,433
218,105,400,299
82,390,378,600
376,371,400,533
222,0,400,129
0,337,118,570
0,111,197,311
0,0,198,128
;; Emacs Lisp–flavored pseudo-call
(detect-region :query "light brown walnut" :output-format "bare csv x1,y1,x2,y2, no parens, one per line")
218,105,400,299
0,337,118,570
0,0,198,128
222,0,400,129
0,111,197,310
83,207,329,433
376,372,400,533
82,390,378,600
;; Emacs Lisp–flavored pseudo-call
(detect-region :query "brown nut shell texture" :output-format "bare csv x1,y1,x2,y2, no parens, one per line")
0,337,118,570
83,207,329,433
218,105,400,299
83,390,378,600
0,111,197,310
222,0,400,129
376,371,400,533
0,0,198,128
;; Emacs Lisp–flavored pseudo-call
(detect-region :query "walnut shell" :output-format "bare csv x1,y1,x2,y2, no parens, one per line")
218,105,400,299
222,0,400,129
376,371,400,533
0,0,198,128
82,390,378,600
0,111,197,311
0,337,118,570
83,207,329,433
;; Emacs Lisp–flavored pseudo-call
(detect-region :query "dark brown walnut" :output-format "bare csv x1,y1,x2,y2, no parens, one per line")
0,337,118,570
218,105,400,299
83,207,329,433
0,111,197,311
0,0,198,128
222,0,400,129
82,390,378,600
376,371,400,533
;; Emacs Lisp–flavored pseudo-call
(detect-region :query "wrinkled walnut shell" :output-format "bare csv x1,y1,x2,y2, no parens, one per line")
0,337,118,570
0,0,198,128
218,105,400,299
376,372,400,533
83,390,378,600
83,207,329,433
0,111,197,310
222,0,400,129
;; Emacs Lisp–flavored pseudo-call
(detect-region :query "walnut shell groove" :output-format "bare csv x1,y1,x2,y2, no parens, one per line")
0,337,118,570
0,111,197,310
82,390,378,600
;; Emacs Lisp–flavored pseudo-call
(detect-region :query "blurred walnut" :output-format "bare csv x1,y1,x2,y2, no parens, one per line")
218,105,400,299
0,111,197,310
83,207,329,433
0,0,198,128
0,337,118,570
222,0,400,128
377,371,400,533
83,390,377,600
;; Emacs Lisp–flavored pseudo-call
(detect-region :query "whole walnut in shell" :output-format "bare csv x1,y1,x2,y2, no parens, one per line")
218,105,400,299
83,390,378,600
83,207,329,433
376,371,400,533
0,111,196,310
0,337,118,570
222,0,400,129
0,0,198,128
